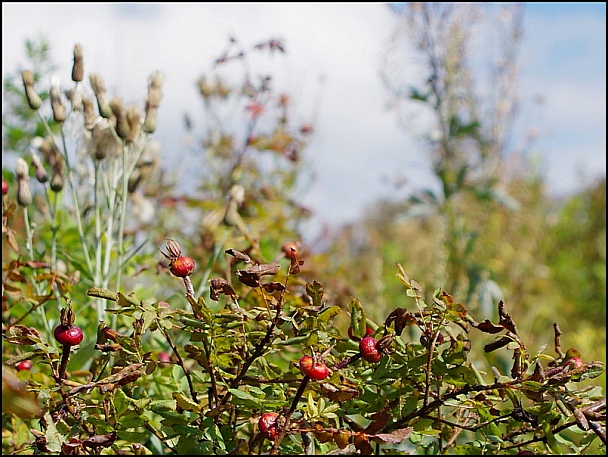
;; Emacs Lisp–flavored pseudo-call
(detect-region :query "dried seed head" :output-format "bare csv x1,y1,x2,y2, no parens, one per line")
143,108,157,134
109,97,130,140
82,96,97,128
161,239,183,261
144,72,164,134
148,71,164,92
38,136,63,171
90,120,122,160
143,108,158,133
22,70,42,110
16,157,30,180
89,73,112,118
50,172,64,192
50,76,66,123
16,158,32,206
65,88,83,111
126,105,142,143
71,44,84,82
30,148,48,183
17,181,33,206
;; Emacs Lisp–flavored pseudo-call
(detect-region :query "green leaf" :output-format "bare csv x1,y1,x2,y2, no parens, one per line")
117,430,150,442
319,305,341,323
42,411,63,453
227,388,255,401
306,281,324,308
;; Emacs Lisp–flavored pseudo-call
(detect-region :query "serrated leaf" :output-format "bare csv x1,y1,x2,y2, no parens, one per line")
318,305,341,323
306,281,324,308
43,411,63,453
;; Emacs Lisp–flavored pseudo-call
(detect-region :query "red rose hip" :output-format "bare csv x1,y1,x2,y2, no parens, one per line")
15,360,33,371
54,325,84,346
170,256,195,277
299,355,329,380
360,336,382,363
258,412,279,440
566,357,584,369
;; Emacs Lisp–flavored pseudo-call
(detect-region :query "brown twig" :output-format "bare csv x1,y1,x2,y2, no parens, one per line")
160,326,198,403
553,323,563,359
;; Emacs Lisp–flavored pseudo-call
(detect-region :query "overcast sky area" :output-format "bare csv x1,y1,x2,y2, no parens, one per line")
2,3,606,241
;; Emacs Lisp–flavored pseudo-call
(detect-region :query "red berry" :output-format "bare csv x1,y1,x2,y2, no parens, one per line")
158,352,171,363
54,325,84,346
281,241,299,260
347,325,374,341
170,256,195,277
15,360,33,371
299,355,330,380
359,336,382,363
2,179,8,195
308,362,329,380
299,355,314,374
436,332,445,345
258,412,279,440
566,357,584,369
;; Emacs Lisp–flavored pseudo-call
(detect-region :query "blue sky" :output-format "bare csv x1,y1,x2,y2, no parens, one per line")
2,3,606,239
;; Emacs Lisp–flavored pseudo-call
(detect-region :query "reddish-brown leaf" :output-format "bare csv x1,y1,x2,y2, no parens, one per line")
477,319,505,334
371,427,413,444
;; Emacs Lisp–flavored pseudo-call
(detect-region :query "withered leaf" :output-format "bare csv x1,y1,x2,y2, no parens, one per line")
245,261,280,277
371,427,413,444
385,307,415,336
95,343,123,352
440,291,454,304
353,433,373,455
312,429,333,444
477,319,505,334
262,282,285,293
224,248,251,263
363,408,391,435
320,381,360,402
236,262,281,287
235,271,260,287
4,325,41,345
69,363,143,395
209,277,238,301
23,260,51,269
484,336,511,353
530,362,546,382
333,431,350,449
289,259,304,275
498,301,518,334
82,432,117,449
